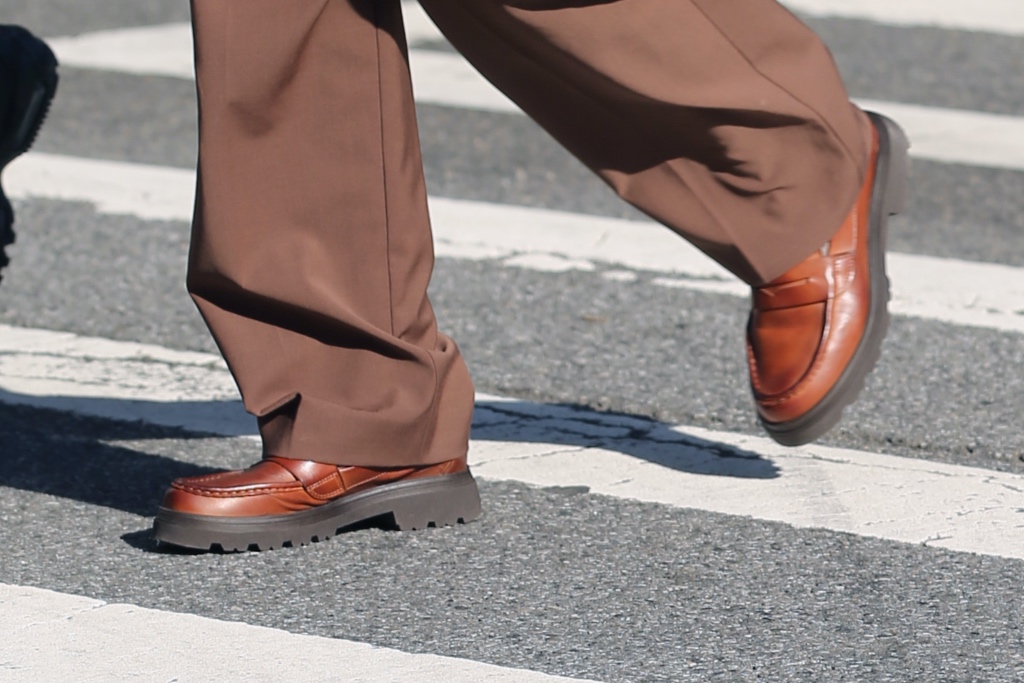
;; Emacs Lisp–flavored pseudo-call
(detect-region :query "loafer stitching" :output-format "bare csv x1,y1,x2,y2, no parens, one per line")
174,483,305,498
307,471,346,500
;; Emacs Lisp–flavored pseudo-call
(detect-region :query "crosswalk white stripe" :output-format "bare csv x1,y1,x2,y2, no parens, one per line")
783,0,1024,36
48,23,194,79
2,583,597,683
46,24,1024,173
0,323,247,436
402,0,444,45
2,323,1023,560
9,151,1024,335
52,3,1019,83
10,7,1021,674
409,47,1024,174
856,98,1024,172
401,1,1024,45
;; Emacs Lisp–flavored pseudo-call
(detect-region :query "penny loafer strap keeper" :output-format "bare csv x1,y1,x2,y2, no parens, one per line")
753,254,832,311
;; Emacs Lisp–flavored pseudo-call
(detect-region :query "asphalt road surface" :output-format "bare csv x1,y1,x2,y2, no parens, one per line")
2,1,1024,681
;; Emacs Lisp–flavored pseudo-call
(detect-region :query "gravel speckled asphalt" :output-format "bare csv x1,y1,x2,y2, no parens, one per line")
5,201,1023,471
3,1,1024,681
2,404,1023,682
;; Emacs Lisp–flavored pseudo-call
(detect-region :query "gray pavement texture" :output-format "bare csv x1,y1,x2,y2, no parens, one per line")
3,0,190,37
1,403,1023,683
30,68,1024,268
808,17,1024,117
5,198,1024,473
2,0,1024,681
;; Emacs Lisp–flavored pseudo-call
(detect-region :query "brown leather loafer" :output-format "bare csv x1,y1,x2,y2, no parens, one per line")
747,111,909,446
153,456,481,551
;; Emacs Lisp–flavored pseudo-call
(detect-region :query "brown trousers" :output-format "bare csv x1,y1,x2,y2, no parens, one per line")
187,0,870,467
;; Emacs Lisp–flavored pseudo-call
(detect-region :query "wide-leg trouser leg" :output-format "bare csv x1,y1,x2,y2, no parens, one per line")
419,0,871,285
188,0,871,468
188,0,474,467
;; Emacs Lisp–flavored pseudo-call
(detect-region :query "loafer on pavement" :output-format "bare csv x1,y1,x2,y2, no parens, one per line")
153,456,481,551
0,25,58,282
747,111,909,447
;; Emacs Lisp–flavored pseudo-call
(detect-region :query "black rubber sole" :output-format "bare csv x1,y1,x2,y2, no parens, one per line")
760,112,910,447
0,26,59,278
153,470,483,552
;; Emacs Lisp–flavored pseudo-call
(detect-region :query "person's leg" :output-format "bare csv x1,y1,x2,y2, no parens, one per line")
419,0,908,445
154,0,479,551
418,0,869,284
187,0,473,468
0,25,58,284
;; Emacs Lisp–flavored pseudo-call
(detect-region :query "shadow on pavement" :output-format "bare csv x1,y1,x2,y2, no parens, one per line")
0,401,218,518
0,392,779,528
473,400,778,480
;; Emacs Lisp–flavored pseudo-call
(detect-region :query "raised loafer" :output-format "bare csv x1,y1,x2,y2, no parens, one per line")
153,456,481,552
0,25,59,280
747,111,909,447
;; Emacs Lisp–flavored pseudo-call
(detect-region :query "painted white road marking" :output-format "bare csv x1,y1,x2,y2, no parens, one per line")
2,323,1023,560
6,152,196,222
401,0,1024,41
46,24,1024,172
0,324,247,436
9,151,1024,335
2,583,598,683
47,23,195,79
10,5,1023,675
783,0,1024,36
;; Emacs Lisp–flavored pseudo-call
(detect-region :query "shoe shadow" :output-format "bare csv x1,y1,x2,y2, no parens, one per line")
472,399,778,480
0,400,219,519
0,390,778,552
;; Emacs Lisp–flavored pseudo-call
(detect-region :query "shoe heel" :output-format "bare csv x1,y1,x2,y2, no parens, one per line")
871,112,911,216
390,470,482,530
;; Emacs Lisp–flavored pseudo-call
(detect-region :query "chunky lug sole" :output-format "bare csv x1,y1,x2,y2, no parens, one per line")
153,469,482,552
1,26,59,269
761,112,909,447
